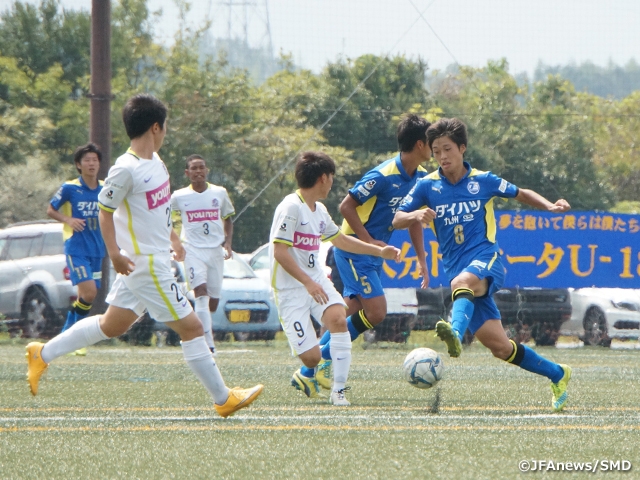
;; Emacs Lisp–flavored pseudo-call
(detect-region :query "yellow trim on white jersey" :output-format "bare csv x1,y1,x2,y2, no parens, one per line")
123,199,141,255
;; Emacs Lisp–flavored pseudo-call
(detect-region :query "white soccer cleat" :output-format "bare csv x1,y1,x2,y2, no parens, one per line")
330,387,351,406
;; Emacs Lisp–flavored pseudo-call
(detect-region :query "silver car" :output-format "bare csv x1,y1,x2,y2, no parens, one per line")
0,221,76,338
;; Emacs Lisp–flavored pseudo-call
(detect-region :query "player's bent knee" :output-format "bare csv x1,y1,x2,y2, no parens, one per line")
299,350,321,368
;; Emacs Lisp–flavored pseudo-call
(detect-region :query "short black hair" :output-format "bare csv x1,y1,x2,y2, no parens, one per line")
427,118,468,151
73,143,102,173
397,114,431,152
122,94,167,140
185,154,205,169
295,151,336,189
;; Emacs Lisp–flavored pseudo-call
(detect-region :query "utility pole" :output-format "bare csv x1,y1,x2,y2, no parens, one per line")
90,0,112,312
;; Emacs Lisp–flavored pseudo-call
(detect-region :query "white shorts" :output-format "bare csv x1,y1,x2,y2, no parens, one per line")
106,252,193,323
274,275,346,355
184,245,224,298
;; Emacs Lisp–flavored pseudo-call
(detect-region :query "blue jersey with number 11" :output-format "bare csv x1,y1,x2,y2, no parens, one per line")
50,177,105,258
399,162,518,280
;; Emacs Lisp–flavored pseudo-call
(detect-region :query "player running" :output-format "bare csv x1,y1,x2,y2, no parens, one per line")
270,151,400,406
171,154,235,354
47,143,105,355
313,114,431,389
26,94,263,417
393,117,572,411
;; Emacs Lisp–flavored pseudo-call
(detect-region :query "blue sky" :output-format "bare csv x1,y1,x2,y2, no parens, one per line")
10,0,640,75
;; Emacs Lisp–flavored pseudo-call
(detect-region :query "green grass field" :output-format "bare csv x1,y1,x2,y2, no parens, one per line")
1,333,639,479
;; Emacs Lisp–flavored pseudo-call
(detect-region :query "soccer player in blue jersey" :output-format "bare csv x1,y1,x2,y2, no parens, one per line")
393,118,572,411
47,143,105,346
310,114,432,390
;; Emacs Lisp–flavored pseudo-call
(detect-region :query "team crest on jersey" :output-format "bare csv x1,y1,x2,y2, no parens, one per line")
467,181,480,194
318,221,326,234
365,180,376,190
212,198,219,207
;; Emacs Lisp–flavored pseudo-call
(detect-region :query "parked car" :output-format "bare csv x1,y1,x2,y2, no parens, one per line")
0,221,76,338
414,286,572,346
123,253,281,345
246,242,418,343
565,288,640,347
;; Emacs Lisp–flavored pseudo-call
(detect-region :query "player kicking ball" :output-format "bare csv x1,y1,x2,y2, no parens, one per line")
26,94,263,417
269,151,400,406
393,117,571,411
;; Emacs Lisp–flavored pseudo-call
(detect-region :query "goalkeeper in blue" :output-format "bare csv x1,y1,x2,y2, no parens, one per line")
393,118,572,411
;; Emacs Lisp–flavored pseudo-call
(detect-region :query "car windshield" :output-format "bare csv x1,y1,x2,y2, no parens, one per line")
224,256,257,279
250,246,269,270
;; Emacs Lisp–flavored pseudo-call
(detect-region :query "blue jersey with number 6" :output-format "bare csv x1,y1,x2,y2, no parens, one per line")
50,177,105,258
398,161,518,280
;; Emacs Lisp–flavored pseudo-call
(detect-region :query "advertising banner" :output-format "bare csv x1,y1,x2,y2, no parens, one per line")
381,211,640,289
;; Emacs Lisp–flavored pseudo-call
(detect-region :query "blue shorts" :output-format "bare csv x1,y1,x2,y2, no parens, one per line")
66,255,103,288
333,248,384,299
459,252,505,335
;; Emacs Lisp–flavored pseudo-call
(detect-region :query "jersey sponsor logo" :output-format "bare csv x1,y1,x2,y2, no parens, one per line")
467,181,480,194
499,179,508,193
435,201,482,218
364,180,376,190
143,176,152,183
146,179,171,209
293,232,321,251
356,185,370,197
463,214,475,222
77,201,99,211
186,209,220,222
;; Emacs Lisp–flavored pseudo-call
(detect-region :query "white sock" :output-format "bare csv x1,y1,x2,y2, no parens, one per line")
329,331,352,392
181,336,229,404
41,315,108,363
195,296,215,350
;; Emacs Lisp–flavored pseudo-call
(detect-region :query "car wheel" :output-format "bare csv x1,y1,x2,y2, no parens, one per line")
583,307,611,347
20,288,58,339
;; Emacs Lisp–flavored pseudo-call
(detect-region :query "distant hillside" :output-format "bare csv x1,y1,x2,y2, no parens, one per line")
534,60,640,99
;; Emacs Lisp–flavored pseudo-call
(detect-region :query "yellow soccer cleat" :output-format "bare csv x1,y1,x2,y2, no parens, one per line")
315,359,332,390
435,320,462,358
215,385,264,418
25,342,48,396
71,348,87,356
551,364,572,412
291,369,324,398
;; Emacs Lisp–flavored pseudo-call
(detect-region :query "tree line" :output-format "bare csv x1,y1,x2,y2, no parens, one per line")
1,0,638,252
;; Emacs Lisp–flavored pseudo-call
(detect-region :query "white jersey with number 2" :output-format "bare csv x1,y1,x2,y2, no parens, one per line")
170,183,235,249
269,191,340,290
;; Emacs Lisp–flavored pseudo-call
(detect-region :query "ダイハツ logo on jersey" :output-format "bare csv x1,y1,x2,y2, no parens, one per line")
467,181,480,194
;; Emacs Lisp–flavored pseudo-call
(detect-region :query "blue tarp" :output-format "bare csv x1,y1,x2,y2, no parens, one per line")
381,211,640,289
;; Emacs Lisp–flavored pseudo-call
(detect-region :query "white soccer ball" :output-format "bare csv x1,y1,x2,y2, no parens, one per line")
402,347,444,389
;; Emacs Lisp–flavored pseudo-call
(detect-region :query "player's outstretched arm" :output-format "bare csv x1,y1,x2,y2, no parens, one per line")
99,209,135,275
273,242,328,304
515,189,571,213
340,194,386,247
330,233,400,262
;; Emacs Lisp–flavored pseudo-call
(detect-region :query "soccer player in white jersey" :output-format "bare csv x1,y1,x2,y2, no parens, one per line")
270,151,400,406
26,94,263,418
171,155,235,354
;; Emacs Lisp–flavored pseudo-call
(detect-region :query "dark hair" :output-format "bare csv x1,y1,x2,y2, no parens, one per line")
396,114,431,152
427,118,468,151
73,143,102,173
122,94,167,140
295,151,336,189
185,154,205,169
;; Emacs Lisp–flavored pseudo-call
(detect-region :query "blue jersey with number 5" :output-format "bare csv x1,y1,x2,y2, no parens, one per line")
398,162,518,280
50,177,105,258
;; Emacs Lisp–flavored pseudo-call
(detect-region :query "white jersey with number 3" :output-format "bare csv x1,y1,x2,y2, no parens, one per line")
98,150,172,255
170,183,235,249
269,191,340,290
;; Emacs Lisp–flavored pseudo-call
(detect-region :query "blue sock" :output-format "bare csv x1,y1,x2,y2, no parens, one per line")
319,315,362,360
451,297,475,342
61,310,77,333
519,345,564,383
300,366,315,378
